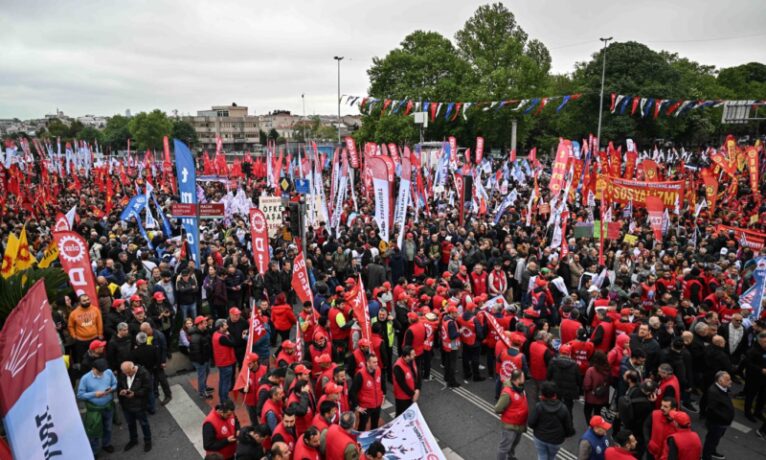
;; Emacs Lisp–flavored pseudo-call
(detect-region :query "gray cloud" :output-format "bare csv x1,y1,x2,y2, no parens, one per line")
1,0,764,119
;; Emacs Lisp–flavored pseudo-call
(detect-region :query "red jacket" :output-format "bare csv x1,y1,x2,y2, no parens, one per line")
605,447,635,460
570,340,594,375
212,331,236,368
560,318,581,344
271,303,297,331
529,340,551,382
661,430,701,460
293,437,321,460
657,375,681,409
648,410,677,458
203,410,237,459
325,425,359,460
584,366,610,405
499,386,528,426
470,271,488,296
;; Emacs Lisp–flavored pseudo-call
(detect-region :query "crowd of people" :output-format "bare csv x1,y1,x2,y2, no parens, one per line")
2,136,766,460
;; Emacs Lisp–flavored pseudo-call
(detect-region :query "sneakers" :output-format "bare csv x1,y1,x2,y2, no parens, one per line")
711,453,726,460
124,441,138,451
479,364,486,370
160,396,172,406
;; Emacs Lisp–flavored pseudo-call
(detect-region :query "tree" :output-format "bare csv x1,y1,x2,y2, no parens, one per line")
259,129,268,145
103,114,131,151
0,267,72,330
172,119,198,146
128,109,173,150
76,126,104,145
268,128,279,142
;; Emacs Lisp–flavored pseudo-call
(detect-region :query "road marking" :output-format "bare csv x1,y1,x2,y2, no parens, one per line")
731,420,752,434
165,384,207,457
430,370,577,460
382,399,393,410
443,447,465,460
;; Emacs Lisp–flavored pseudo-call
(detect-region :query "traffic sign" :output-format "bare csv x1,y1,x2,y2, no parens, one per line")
295,179,310,194
199,203,225,219
170,203,197,218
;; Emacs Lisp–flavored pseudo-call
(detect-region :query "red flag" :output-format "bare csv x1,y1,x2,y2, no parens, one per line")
746,147,759,199
646,196,664,241
429,102,438,122
509,149,517,163
346,275,371,341
233,307,268,392
249,208,270,275
701,167,719,212
403,100,414,117
641,159,659,181
291,251,313,305
630,96,640,115
53,231,98,303
624,151,638,179
475,137,484,164
609,93,617,112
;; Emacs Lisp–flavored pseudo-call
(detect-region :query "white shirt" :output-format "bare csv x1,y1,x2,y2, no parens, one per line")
126,370,136,389
121,283,137,299
728,323,744,355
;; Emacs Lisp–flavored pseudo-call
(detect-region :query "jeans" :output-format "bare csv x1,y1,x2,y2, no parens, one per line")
193,361,210,396
533,438,561,460
180,303,197,321
497,429,523,460
218,365,234,402
124,408,151,443
88,406,114,454
702,423,727,460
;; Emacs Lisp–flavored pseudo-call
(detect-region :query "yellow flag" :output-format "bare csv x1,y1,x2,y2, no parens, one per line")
37,241,59,269
14,226,36,272
1,233,19,278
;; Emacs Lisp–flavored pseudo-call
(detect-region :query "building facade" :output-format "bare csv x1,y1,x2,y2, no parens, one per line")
184,103,260,152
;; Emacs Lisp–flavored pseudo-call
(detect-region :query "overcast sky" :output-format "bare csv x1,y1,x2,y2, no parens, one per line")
1,0,764,120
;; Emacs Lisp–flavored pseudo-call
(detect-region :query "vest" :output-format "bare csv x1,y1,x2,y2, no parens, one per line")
276,350,297,367
311,412,330,432
393,357,417,400
293,438,321,460
324,424,359,460
605,447,635,460
212,331,236,368
657,376,681,408
581,428,610,460
271,422,295,453
287,391,314,437
682,278,702,302
441,318,458,352
664,430,701,460
203,410,237,459
329,307,350,340
640,283,657,309
315,364,337,397
614,321,638,336
244,365,268,406
457,315,478,347
571,340,594,374
423,319,439,351
357,367,384,409
500,386,528,426
407,322,426,356
260,399,283,425
647,410,677,458
560,318,581,344
529,340,549,381
591,320,615,353
498,351,524,380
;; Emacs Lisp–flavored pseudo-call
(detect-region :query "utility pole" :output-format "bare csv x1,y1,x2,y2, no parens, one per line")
333,56,344,145
301,93,306,144
596,37,613,149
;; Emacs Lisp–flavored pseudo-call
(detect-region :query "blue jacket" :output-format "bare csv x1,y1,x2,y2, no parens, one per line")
77,369,118,406
581,428,609,460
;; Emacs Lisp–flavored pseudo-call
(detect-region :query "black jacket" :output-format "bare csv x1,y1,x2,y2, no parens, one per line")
118,365,152,412
235,430,266,460
704,383,734,426
188,327,213,364
659,348,693,389
622,387,653,441
104,309,129,340
107,335,133,372
527,399,574,445
546,357,582,400
703,345,733,388
131,343,159,373
743,341,766,384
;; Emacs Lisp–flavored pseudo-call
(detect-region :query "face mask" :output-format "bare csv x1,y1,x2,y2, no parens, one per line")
82,302,91,308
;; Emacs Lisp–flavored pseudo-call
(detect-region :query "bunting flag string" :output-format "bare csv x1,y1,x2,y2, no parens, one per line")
609,93,766,118
340,93,583,121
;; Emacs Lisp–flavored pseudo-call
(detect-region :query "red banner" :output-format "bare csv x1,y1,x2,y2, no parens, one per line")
54,213,70,232
608,142,621,177
53,231,98,302
701,168,719,212
549,139,570,194
291,251,313,305
646,196,664,241
481,309,512,350
475,137,484,164
641,159,659,181
597,176,684,209
449,136,457,164
624,151,638,180
249,208,270,275
710,150,736,177
746,147,759,198
716,225,766,250
346,275,371,341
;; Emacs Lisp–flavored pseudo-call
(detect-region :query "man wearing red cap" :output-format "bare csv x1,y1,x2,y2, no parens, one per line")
104,299,129,341
242,353,268,424
212,319,237,403
189,316,213,399
458,301,486,382
494,369,528,460
403,311,427,375
578,415,612,460
441,306,462,387
276,340,298,368
664,411,701,460
328,298,353,363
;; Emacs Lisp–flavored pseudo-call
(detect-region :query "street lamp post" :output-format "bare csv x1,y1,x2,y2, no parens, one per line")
596,37,613,148
333,56,344,145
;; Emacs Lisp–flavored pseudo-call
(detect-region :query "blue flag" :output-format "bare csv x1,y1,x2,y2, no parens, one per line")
740,257,766,319
120,194,147,221
174,139,200,265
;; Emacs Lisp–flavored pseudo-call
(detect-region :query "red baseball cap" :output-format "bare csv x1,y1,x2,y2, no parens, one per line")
132,306,145,314
447,306,458,314
229,307,241,316
89,340,107,351
295,364,310,375
324,382,343,394
589,415,612,431
316,354,332,364
282,340,296,349
442,271,452,279
559,344,572,356
419,294,431,302
382,281,391,290
136,279,147,286
345,277,356,285
130,294,141,302
194,315,207,325
407,312,419,321
112,299,126,309
670,410,691,427
358,338,371,347
335,286,345,293
152,292,165,301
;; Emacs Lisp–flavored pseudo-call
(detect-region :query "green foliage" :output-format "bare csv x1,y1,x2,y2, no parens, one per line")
259,129,268,145
128,109,173,151
268,129,279,141
0,267,73,330
45,118,84,140
76,126,104,145
103,114,132,151
172,119,198,147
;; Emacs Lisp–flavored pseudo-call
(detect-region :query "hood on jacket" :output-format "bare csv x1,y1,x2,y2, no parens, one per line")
615,333,630,349
540,398,563,413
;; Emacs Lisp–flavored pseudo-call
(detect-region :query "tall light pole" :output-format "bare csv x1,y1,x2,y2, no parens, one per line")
301,93,306,143
333,56,344,145
596,37,613,148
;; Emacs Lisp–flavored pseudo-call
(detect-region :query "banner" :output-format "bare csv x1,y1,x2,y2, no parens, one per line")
717,225,766,250
119,193,147,221
739,257,766,319
475,136,484,164
346,275,371,341
597,176,684,209
248,208,270,275
701,168,719,212
0,280,93,460
291,251,313,305
394,155,411,249
233,307,269,393
549,139,570,194
368,157,391,242
646,196,664,242
174,139,200,265
356,403,444,460
640,159,659,181
53,231,98,303
746,147,759,196
37,241,59,269
258,196,284,238
1,233,19,278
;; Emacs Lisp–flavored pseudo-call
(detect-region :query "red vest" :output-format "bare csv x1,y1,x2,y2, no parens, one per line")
287,392,314,437
393,357,417,400
482,314,510,348
311,412,331,432
663,430,701,460
329,307,350,340
300,310,317,343
498,350,524,380
276,349,297,367
324,425,359,460
293,438,321,460
560,318,581,344
648,410,677,458
271,422,295,453
407,322,426,356
605,447,635,460
529,340,550,381
315,364,337,397
244,365,268,406
470,271,488,296
309,346,331,379
499,386,528,426
591,320,615,353
260,399,283,425
203,410,237,459
457,315,478,347
212,331,236,367
441,318,455,352
614,321,638,336
571,340,595,374
489,270,508,294
682,278,702,303
357,367,384,409
423,319,439,351
657,376,681,409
